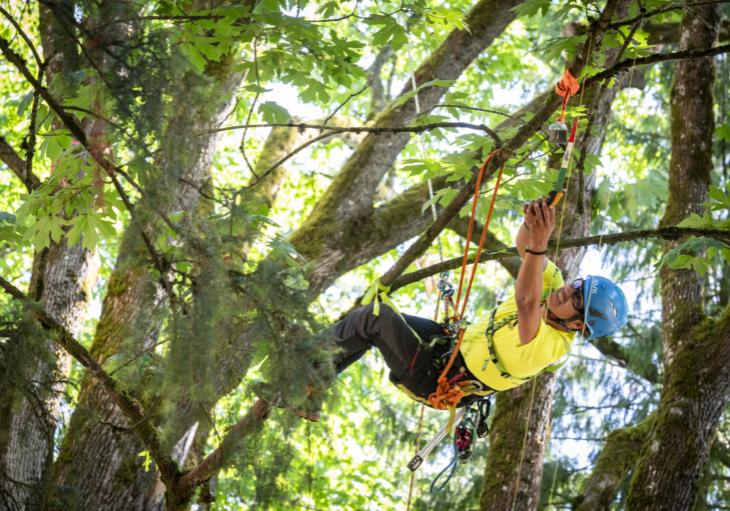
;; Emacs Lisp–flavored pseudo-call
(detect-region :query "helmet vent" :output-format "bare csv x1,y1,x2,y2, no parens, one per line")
589,321,596,326
589,307,607,321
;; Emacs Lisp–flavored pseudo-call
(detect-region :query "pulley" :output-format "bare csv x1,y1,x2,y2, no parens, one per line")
548,120,568,146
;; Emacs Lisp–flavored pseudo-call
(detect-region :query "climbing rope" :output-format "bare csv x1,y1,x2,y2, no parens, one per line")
427,149,505,423
511,30,594,507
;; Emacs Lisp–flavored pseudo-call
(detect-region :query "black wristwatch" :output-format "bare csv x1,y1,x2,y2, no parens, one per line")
525,246,547,255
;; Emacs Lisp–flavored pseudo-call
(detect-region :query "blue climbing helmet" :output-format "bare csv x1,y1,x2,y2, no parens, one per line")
582,275,629,341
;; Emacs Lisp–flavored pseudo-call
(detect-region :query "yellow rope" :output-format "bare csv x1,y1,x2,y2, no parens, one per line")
596,16,644,252
512,31,596,509
581,15,644,337
511,377,538,511
406,403,426,511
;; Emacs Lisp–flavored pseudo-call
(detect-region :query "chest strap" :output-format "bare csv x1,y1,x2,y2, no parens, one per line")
482,308,572,384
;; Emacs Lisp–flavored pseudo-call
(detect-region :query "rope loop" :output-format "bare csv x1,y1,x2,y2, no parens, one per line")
555,68,580,122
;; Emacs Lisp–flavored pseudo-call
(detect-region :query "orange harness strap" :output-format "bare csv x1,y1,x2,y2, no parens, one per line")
555,69,580,123
427,149,505,411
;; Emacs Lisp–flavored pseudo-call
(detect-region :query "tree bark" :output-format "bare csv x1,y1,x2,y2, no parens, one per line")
478,6,634,504
289,0,524,296
573,413,655,511
626,6,725,510
0,4,101,509
49,0,253,503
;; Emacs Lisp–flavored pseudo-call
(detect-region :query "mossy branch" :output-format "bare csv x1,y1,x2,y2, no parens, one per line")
584,43,730,91
608,0,727,29
0,275,180,486
201,121,501,143
390,227,730,293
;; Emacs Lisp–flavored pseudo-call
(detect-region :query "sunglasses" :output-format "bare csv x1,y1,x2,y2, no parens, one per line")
569,278,585,314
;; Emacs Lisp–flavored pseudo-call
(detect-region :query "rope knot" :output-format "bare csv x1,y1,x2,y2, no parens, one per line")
428,375,465,411
555,69,580,122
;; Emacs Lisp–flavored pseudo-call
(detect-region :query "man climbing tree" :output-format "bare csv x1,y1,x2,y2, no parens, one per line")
255,198,629,421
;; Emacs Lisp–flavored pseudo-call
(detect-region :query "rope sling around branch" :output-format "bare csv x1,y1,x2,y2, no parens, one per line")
427,149,505,427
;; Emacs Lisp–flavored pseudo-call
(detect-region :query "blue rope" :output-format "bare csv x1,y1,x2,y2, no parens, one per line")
429,437,458,494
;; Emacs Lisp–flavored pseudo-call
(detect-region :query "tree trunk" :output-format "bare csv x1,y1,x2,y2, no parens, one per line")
573,413,655,511
478,19,632,506
626,6,725,510
51,37,250,511
289,0,524,297
0,4,102,509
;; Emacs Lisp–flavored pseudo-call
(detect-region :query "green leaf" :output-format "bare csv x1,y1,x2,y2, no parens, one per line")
17,90,34,117
66,213,117,250
676,212,714,229
707,185,730,207
245,84,271,94
22,216,67,249
179,42,207,74
716,123,730,142
258,101,291,124
511,0,550,18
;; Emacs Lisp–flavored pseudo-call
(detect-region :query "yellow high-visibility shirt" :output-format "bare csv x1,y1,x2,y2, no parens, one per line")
460,260,575,392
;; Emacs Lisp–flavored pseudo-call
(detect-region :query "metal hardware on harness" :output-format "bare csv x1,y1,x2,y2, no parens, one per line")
407,407,467,472
427,397,492,493
438,272,454,298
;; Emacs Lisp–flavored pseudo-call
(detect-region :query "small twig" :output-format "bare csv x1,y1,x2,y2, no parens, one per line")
24,66,45,194
0,5,43,68
418,103,515,119
609,0,726,29
202,121,499,137
63,106,123,130
612,18,644,67
246,131,337,189
310,1,407,23
323,73,375,126
240,36,261,179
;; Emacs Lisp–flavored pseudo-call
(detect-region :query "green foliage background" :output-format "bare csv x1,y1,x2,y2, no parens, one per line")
1,0,730,509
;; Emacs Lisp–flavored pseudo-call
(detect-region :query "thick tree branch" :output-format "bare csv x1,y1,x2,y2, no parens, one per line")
172,400,270,499
573,413,656,511
609,1,729,29
584,43,730,90
201,121,500,140
390,227,730,292
0,276,179,486
0,136,40,190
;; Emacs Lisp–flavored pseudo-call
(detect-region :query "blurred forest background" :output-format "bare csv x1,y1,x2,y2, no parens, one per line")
0,0,729,510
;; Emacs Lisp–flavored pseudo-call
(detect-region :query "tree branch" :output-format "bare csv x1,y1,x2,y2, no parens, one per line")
0,5,43,69
201,121,500,139
390,227,730,292
172,399,270,499
0,275,179,486
609,1,729,29
584,43,730,90
0,136,40,190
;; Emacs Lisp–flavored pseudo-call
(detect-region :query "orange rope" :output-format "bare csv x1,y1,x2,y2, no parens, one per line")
555,69,580,123
428,150,506,411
